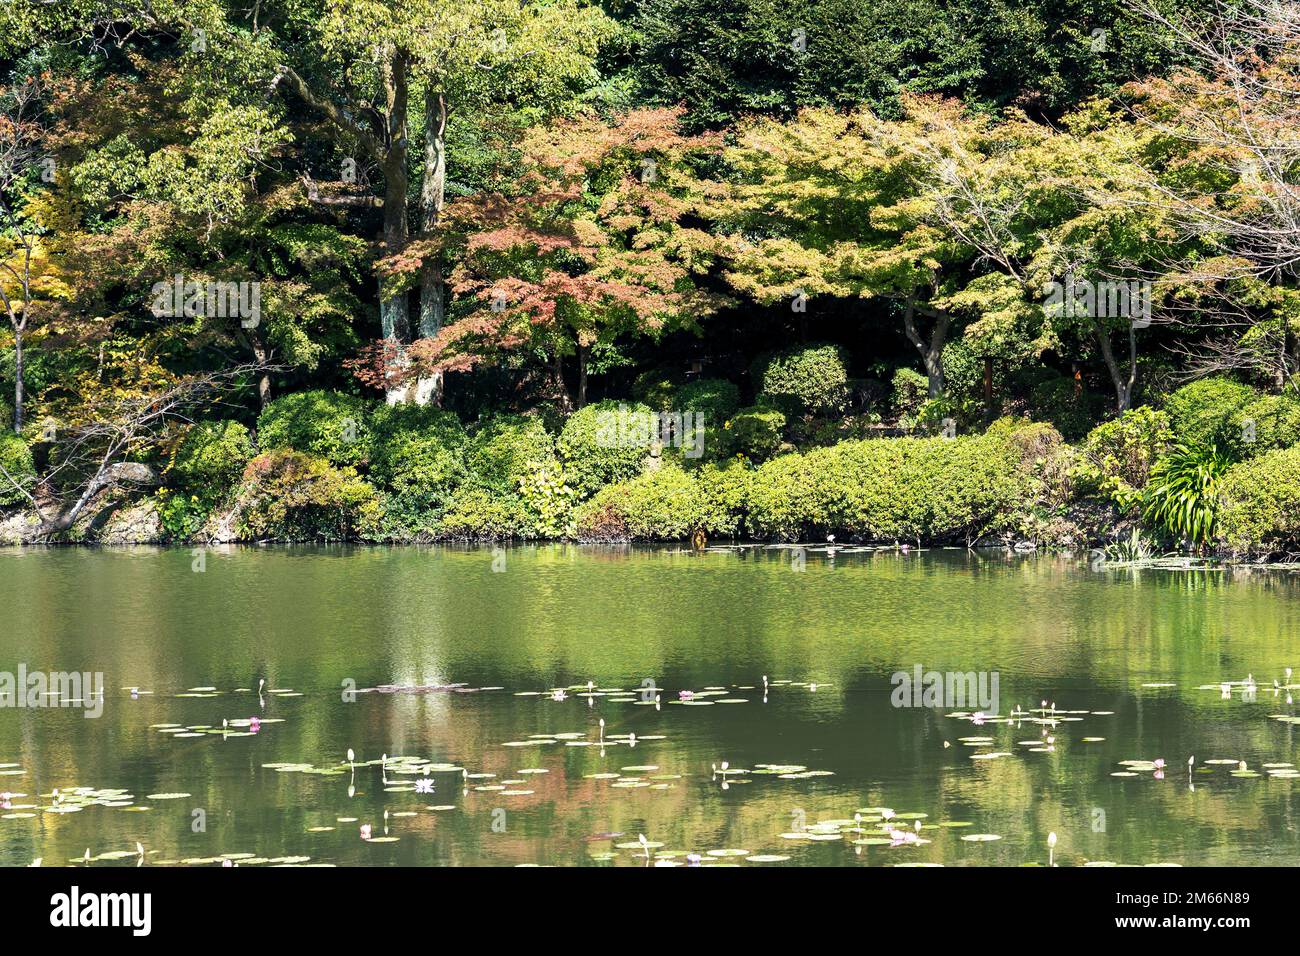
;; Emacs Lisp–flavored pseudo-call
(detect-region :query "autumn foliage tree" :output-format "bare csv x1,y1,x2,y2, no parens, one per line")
355,109,729,409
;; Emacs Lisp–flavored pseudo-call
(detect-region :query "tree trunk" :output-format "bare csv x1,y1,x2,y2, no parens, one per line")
1094,319,1136,412
12,325,23,434
414,88,448,406
379,54,412,404
552,350,573,414
901,296,950,397
576,341,588,409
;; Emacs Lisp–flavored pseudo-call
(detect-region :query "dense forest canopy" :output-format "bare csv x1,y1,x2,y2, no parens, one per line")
3,0,1300,554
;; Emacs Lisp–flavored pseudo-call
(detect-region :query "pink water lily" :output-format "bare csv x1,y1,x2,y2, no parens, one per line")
360,824,372,840
248,716,261,733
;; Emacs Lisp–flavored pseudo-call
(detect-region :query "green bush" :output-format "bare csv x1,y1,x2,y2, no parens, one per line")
1028,376,1093,440
754,343,850,416
1217,446,1300,553
557,400,651,499
676,378,741,423
438,487,525,539
369,406,467,503
725,405,785,460
1162,376,1258,450
891,368,929,421
747,425,1040,542
630,367,684,411
169,420,255,501
237,449,381,540
256,390,373,467
516,458,576,538
695,459,752,537
0,432,35,506
575,464,705,540
466,415,555,492
1076,407,1173,501
1230,393,1300,457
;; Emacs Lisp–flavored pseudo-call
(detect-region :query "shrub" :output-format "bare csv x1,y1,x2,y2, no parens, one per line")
1231,393,1300,456
168,420,255,501
725,405,785,460
466,415,555,492
369,406,467,503
438,487,525,539
1028,376,1093,440
695,459,752,538
1141,443,1232,546
754,343,850,415
574,465,697,540
891,368,929,421
1076,407,1174,502
237,449,380,540
747,425,1041,542
630,367,684,411
1217,446,1300,552
516,458,577,538
1162,376,1258,450
557,400,651,499
676,378,741,423
256,390,373,467
0,432,35,506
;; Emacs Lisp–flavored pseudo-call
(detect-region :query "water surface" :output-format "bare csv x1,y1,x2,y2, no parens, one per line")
1,545,1299,867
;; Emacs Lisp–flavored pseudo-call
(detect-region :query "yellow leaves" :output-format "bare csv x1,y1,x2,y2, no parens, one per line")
0,235,75,306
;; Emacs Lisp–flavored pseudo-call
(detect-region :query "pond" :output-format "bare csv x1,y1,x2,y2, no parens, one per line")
1,544,1299,867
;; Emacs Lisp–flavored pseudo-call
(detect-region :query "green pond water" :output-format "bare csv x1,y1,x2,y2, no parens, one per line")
2,544,1300,867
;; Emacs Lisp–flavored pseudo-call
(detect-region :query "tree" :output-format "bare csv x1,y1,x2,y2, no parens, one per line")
276,0,611,404
0,75,47,433
355,109,728,409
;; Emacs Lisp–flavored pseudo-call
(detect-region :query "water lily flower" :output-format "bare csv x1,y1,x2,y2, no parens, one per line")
248,717,261,733
360,824,372,841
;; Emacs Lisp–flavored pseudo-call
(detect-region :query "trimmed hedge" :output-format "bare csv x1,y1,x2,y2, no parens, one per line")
466,415,556,492
368,405,467,503
754,343,850,415
1217,446,1300,553
747,421,1045,541
725,405,785,460
1163,376,1257,450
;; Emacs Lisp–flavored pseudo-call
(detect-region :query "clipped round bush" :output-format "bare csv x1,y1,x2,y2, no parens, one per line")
0,432,35,506
1162,376,1258,449
726,405,785,460
1217,445,1300,553
256,390,373,467
369,406,467,503
557,400,651,499
238,449,380,540
169,420,254,501
631,367,684,412
676,378,741,424
754,343,850,416
466,415,556,492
